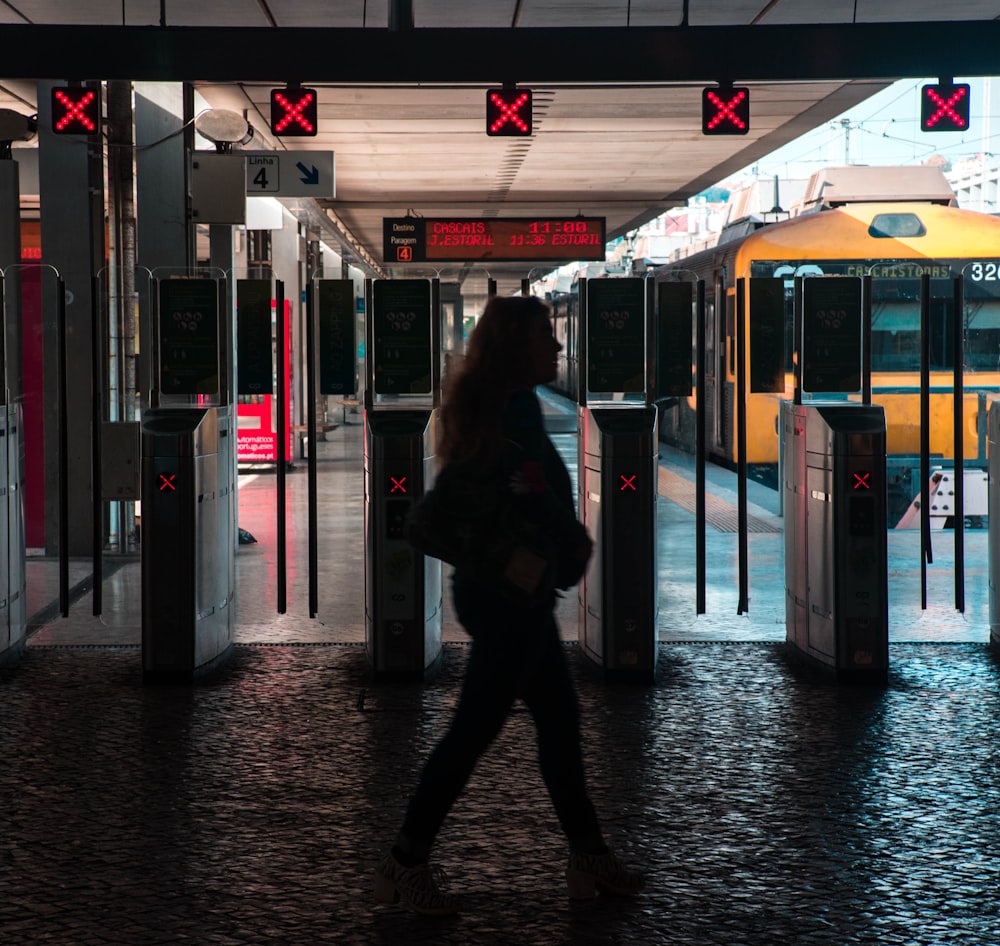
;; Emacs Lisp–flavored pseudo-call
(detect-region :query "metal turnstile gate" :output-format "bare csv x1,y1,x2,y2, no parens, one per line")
141,407,235,680
988,402,1000,649
0,405,26,665
782,402,888,679
364,409,442,678
579,406,658,682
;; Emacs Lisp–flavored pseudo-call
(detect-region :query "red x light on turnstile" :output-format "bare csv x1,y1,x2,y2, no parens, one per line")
620,474,638,492
389,475,408,494
852,471,871,490
158,473,177,492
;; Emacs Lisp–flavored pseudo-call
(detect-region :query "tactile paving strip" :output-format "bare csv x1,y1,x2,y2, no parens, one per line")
658,466,782,533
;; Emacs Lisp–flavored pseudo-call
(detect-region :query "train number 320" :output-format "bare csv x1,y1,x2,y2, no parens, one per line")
968,261,1000,281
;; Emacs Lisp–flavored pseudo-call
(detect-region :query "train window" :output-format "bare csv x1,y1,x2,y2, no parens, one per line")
868,214,926,239
870,293,959,371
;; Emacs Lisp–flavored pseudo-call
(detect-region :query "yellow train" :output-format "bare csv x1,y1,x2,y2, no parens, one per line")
551,166,1000,521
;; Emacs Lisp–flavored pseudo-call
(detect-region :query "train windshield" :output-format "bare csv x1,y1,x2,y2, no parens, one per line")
750,258,1000,373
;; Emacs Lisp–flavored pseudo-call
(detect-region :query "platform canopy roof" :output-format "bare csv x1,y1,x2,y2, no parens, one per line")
2,2,1000,292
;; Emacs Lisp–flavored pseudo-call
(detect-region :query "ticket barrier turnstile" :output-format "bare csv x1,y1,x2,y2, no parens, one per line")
782,402,888,680
0,405,26,666
579,406,658,682
364,409,442,679
141,407,235,680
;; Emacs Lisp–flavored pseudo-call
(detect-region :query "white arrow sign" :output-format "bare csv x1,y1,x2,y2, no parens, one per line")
243,150,335,198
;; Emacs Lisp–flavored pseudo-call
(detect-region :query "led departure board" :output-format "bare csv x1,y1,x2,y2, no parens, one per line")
383,216,606,263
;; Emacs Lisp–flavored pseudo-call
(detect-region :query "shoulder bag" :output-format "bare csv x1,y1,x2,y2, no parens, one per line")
406,452,557,608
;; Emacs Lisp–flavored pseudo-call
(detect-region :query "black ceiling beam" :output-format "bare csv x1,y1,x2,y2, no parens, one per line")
4,22,1000,83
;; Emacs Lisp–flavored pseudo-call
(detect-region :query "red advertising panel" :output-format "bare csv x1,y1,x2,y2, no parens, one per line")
237,298,292,464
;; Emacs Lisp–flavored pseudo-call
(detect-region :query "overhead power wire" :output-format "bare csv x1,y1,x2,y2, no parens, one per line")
751,1,784,26
255,0,278,28
0,1,30,23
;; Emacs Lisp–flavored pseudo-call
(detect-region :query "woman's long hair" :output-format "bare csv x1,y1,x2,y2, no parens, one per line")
438,295,550,465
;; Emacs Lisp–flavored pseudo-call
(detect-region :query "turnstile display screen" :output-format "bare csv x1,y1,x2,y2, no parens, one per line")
586,278,645,393
801,276,862,393
158,279,220,395
236,279,273,395
657,281,693,397
749,278,786,393
318,279,357,395
372,280,432,394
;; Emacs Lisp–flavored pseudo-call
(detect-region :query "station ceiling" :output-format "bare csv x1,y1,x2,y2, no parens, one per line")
3,2,1000,294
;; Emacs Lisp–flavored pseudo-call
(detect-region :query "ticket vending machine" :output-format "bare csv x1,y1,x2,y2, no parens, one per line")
364,278,442,679
577,278,658,682
781,275,888,681
141,276,235,680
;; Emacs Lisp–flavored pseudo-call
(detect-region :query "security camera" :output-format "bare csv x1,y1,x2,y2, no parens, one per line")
0,109,36,143
195,109,254,149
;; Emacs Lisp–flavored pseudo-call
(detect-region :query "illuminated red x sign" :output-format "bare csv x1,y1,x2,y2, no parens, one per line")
620,474,637,492
701,86,750,136
270,87,318,137
389,475,407,494
486,88,532,136
920,83,970,132
51,87,100,134
852,472,871,491
158,473,177,492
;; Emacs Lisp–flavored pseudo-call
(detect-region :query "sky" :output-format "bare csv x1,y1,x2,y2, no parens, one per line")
731,76,999,184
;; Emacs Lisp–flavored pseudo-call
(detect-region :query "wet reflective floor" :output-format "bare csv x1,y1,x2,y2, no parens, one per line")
8,392,1000,944
3,641,998,945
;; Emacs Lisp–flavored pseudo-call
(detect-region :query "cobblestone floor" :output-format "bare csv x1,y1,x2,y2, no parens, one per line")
3,641,999,945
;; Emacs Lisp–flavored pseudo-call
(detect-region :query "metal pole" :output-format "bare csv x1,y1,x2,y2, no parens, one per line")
276,279,286,614
431,278,442,408
920,271,931,609
306,279,318,618
952,274,965,612
695,279,706,614
91,275,103,615
862,274,872,405
644,276,656,408
793,277,802,405
578,279,588,408
736,278,748,614
57,279,69,617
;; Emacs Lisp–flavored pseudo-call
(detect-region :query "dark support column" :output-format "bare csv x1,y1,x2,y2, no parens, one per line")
107,80,138,423
209,225,234,398
37,80,104,556
135,82,192,401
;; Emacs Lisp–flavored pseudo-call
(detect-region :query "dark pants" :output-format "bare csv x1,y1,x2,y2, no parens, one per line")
398,574,602,853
